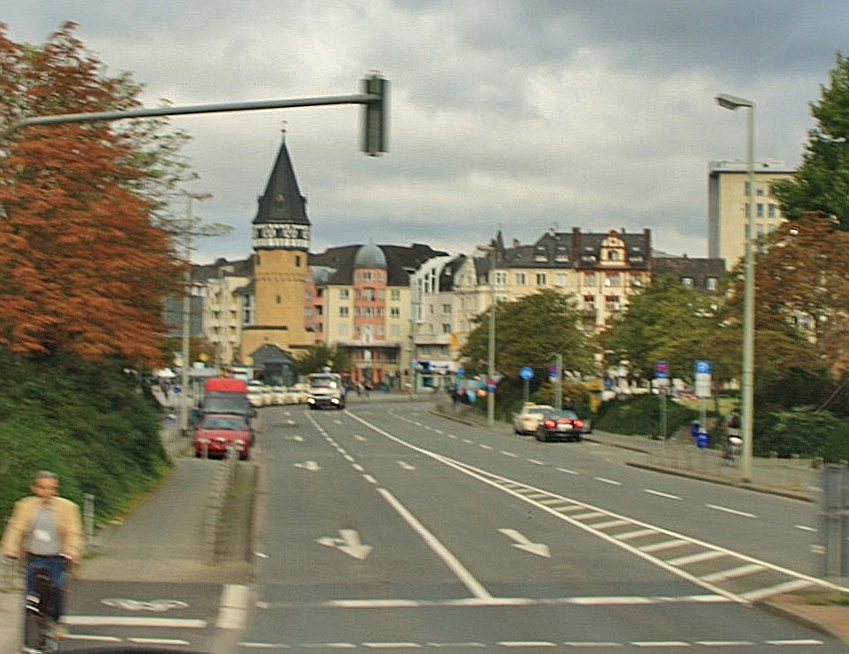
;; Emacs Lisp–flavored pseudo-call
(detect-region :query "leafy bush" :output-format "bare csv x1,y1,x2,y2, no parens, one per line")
755,406,845,459
0,352,170,524
594,394,700,438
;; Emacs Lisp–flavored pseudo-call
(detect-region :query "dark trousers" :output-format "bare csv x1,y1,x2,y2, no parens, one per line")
26,555,66,621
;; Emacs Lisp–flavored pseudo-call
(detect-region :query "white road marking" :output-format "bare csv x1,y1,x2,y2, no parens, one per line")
644,489,681,500
216,584,250,629
63,616,207,628
129,638,191,645
594,477,622,486
316,529,373,560
556,467,578,475
706,504,757,518
765,639,824,646
795,524,817,532
498,528,551,558
632,641,690,648
377,488,493,600
695,641,754,647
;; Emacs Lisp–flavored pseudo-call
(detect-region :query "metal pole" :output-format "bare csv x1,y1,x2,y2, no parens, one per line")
555,353,563,410
487,249,496,426
741,104,756,483
716,93,756,483
180,192,212,435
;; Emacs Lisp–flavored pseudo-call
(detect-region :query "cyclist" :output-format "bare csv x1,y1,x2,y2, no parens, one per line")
2,470,84,641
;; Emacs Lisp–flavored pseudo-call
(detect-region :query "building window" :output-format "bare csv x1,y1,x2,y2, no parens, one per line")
391,289,400,301
340,306,349,317
495,271,507,286
583,295,595,311
515,272,526,285
363,288,375,301
584,273,596,288
295,255,301,267
390,307,400,318
556,273,568,287
768,203,778,218
757,203,765,218
605,273,621,288
340,289,349,300
442,304,451,314
706,277,718,291
536,273,547,286
681,277,694,288
442,323,451,334
604,295,621,311
276,294,281,304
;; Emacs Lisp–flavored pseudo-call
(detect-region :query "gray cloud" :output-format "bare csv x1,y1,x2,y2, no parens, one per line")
5,1,848,264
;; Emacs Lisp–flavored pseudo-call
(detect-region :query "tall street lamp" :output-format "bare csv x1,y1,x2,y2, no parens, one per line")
715,93,755,482
180,191,213,436
487,247,497,426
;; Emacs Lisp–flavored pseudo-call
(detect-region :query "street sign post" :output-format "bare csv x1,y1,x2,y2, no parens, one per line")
520,366,534,405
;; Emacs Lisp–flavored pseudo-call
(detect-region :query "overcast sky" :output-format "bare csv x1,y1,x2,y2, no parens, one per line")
6,1,848,263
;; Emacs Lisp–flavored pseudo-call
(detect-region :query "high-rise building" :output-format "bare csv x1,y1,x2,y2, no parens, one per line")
708,159,794,268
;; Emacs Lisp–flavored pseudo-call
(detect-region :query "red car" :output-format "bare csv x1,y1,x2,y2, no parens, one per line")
194,413,252,460
535,410,587,442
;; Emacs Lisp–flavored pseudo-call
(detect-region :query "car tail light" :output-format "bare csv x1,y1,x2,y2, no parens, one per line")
543,419,556,428
574,419,585,429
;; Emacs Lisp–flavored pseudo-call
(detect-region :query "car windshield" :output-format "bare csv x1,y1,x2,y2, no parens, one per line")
309,376,338,388
201,417,246,430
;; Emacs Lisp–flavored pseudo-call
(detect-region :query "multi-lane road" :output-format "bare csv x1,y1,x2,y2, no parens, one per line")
237,400,844,653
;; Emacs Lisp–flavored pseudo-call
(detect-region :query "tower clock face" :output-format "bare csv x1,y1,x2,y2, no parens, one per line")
253,223,310,250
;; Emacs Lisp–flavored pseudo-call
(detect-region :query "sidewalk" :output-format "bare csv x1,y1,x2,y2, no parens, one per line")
0,391,253,654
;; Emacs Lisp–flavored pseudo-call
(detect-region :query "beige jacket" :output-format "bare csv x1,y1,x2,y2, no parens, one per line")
1,495,84,564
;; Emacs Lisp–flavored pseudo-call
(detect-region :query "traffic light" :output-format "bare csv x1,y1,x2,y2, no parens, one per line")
361,74,388,156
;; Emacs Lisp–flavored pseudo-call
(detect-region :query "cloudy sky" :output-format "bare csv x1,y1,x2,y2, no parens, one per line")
5,1,848,263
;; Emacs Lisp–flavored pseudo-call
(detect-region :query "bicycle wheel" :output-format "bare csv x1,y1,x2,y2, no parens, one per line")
24,604,44,651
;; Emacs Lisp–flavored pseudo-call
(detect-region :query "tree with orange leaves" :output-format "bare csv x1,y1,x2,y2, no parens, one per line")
0,23,191,367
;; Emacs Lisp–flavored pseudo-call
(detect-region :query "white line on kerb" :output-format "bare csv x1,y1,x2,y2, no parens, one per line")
377,488,493,600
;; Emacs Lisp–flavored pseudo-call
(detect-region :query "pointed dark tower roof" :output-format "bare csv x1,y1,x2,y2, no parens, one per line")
252,132,311,252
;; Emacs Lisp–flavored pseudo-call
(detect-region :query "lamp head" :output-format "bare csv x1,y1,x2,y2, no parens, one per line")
715,93,753,110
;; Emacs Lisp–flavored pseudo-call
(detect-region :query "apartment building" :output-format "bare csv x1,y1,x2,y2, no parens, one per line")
708,159,795,268
305,242,448,388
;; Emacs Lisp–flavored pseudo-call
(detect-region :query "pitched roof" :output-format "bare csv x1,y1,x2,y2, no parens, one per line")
253,135,310,227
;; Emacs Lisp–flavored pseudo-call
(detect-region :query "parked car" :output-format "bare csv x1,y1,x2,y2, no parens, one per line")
513,403,555,435
247,381,265,408
193,413,253,459
535,409,588,442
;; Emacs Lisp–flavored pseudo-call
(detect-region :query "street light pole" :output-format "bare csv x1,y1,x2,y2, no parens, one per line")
716,93,756,482
180,191,213,436
487,248,497,426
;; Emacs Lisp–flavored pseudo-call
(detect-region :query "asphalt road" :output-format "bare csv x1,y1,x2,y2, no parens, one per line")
240,402,845,653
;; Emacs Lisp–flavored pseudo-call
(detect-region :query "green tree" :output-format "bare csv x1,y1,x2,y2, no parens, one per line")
460,288,594,382
773,53,849,229
296,343,353,377
596,274,731,384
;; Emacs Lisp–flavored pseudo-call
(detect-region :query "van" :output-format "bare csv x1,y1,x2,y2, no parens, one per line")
306,372,346,410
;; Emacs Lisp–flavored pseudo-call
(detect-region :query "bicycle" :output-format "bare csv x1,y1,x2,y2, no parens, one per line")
23,564,63,653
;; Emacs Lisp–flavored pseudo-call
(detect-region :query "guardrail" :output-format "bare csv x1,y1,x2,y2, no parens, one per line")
202,445,239,561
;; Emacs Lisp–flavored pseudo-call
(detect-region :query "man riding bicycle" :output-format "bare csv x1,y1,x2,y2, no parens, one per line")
2,470,84,642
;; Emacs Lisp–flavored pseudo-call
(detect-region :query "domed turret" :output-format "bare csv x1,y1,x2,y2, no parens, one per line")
354,242,387,270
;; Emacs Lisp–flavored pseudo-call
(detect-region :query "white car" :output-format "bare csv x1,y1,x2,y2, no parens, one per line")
513,404,555,435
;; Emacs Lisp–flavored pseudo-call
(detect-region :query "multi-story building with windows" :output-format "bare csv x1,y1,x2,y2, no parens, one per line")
305,242,448,388
708,159,795,268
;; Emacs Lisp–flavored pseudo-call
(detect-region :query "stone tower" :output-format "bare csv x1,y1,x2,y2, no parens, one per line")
240,134,315,358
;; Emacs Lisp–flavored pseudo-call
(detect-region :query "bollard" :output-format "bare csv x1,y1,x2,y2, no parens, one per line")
84,493,95,551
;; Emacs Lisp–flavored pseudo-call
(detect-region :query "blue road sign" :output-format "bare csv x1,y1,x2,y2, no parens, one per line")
695,360,712,375
520,366,534,381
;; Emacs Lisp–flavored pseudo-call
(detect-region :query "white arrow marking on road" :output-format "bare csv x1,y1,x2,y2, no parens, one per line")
354,434,367,442
498,528,551,558
397,461,416,471
293,460,321,472
286,435,305,442
316,529,373,560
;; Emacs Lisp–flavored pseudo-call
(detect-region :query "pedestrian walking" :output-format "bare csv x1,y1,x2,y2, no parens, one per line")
2,471,84,640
